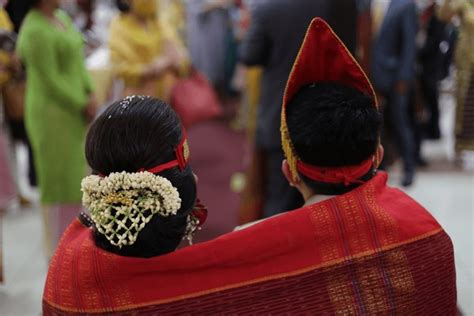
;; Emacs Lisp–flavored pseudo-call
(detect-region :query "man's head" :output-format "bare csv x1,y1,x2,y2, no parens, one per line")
283,82,383,198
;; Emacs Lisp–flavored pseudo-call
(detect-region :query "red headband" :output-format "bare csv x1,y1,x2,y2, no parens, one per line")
99,127,190,177
296,157,374,186
139,127,190,174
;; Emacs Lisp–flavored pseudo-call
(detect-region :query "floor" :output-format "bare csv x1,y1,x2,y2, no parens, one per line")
0,95,473,315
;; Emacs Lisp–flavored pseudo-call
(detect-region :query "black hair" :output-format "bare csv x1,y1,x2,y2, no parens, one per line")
24,0,42,10
286,82,382,195
85,97,196,258
115,0,130,12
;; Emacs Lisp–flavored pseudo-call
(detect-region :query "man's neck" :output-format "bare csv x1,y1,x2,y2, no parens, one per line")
37,4,56,18
304,194,335,207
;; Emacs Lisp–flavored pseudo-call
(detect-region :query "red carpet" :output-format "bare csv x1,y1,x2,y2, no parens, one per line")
187,120,245,241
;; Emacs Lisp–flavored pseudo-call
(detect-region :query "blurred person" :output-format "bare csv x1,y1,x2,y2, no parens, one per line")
239,0,358,218
17,0,97,257
0,1,16,214
418,2,448,140
438,0,474,158
371,0,419,186
109,0,188,101
0,125,16,283
186,0,236,96
0,0,35,205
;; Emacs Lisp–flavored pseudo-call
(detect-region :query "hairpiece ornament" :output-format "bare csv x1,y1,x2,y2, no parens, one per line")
119,95,147,113
81,171,181,248
182,200,208,245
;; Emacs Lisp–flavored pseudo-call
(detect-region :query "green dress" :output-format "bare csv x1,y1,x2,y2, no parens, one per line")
17,10,93,204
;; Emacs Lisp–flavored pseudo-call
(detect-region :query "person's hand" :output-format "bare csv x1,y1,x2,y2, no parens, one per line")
84,94,98,122
146,56,173,78
164,41,183,68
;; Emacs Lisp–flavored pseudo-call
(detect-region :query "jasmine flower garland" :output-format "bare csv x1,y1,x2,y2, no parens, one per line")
81,171,181,248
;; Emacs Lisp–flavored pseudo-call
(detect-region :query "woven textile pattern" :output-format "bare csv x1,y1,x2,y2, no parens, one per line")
43,173,457,315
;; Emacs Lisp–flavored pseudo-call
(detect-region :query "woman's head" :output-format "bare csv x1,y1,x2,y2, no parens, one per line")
26,0,61,10
116,0,157,18
85,96,197,258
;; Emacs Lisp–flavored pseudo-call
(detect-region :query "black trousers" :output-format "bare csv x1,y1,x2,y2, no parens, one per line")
383,90,417,175
419,73,440,136
6,119,37,187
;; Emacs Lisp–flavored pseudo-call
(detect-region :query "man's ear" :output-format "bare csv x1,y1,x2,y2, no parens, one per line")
282,160,300,187
375,145,384,169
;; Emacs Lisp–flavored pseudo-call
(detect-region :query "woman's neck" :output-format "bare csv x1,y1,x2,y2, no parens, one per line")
36,3,57,18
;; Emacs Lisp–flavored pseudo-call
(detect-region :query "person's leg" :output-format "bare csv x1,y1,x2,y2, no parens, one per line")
5,119,31,205
420,74,441,139
387,90,416,186
409,88,426,166
11,119,37,187
26,138,37,187
262,149,303,218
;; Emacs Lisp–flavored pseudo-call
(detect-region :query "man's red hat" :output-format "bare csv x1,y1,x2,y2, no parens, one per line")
281,18,379,184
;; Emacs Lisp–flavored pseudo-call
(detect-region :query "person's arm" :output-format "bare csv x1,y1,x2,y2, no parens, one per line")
239,4,270,66
160,20,190,76
19,28,88,113
395,2,418,94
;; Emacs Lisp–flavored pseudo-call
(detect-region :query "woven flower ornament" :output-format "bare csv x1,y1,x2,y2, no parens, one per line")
81,172,181,248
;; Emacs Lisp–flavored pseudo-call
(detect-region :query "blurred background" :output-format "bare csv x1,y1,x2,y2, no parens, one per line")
0,0,472,314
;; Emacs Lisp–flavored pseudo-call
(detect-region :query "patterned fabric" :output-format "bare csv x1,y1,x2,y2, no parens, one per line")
43,172,457,315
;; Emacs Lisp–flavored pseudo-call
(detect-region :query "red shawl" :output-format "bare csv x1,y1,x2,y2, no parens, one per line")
43,173,456,315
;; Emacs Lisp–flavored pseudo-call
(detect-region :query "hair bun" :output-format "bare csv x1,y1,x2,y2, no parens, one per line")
81,171,181,248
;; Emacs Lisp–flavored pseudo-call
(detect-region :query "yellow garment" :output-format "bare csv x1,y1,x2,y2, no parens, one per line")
0,8,13,86
158,0,186,41
245,67,262,138
133,0,157,19
0,8,13,31
108,13,188,100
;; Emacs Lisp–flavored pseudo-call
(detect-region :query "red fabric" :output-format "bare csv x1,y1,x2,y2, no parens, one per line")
171,71,222,128
281,18,379,184
282,18,377,110
297,157,373,185
43,173,456,314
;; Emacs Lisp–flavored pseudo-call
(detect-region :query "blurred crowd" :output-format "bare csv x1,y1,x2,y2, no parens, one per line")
0,0,472,260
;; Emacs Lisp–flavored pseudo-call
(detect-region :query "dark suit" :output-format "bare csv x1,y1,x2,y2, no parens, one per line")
371,0,419,184
239,0,357,216
419,10,447,139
